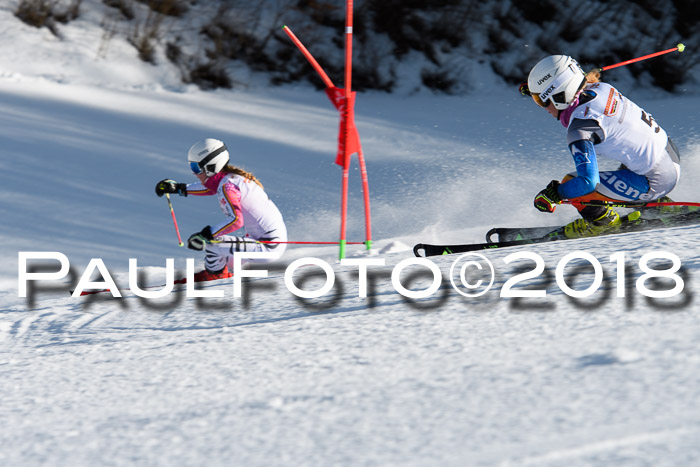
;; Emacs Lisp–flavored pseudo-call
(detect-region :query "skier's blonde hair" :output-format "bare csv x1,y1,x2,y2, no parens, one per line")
585,69,601,84
222,165,263,189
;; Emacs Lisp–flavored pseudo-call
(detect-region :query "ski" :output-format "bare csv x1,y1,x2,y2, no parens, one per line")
415,210,700,257
489,209,700,243
487,225,562,243
414,236,553,257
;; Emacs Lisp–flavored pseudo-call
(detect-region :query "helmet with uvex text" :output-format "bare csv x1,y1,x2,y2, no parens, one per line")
527,55,586,110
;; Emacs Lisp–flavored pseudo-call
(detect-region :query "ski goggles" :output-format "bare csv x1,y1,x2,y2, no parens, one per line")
523,84,563,108
531,92,549,108
521,88,550,107
523,64,582,108
190,161,203,174
189,144,228,174
519,82,550,108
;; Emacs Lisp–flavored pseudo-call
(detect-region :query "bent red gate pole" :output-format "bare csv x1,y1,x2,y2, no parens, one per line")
357,146,372,253
283,5,373,259
282,25,334,88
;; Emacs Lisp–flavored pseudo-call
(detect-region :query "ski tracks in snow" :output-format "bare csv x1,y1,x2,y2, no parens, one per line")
494,422,700,466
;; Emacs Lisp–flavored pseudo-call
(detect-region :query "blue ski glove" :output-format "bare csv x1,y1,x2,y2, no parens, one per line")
155,179,187,197
534,180,562,213
187,226,214,251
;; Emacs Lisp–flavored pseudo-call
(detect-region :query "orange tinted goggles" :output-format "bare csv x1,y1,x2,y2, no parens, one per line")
519,82,548,108
531,93,548,107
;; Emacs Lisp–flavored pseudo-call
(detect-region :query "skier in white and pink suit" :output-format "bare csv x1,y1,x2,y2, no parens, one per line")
156,138,287,281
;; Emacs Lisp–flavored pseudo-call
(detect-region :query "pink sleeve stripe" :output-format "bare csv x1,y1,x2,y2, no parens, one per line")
213,183,244,236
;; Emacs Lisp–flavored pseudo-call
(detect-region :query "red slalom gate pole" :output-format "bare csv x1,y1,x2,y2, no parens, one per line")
284,2,373,260
338,0,354,260
600,43,685,71
357,146,372,252
341,2,371,254
282,26,335,88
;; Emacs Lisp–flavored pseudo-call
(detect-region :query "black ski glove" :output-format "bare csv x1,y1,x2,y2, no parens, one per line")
534,180,562,213
155,179,187,197
187,226,214,251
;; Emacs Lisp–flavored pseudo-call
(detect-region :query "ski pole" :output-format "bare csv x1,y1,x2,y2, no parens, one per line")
598,43,685,72
520,44,686,96
165,194,184,247
563,199,700,209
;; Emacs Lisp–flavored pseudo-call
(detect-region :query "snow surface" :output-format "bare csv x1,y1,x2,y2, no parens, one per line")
2,4,700,466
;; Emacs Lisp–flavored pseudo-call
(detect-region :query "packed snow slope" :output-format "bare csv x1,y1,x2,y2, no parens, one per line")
2,5,700,466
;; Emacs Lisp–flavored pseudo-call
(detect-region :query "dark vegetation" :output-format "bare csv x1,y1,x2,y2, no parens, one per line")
14,0,700,93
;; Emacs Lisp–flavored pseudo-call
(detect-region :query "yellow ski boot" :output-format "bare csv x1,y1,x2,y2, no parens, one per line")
565,206,621,239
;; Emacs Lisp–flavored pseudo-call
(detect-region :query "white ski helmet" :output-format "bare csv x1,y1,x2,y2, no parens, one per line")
527,55,586,110
187,138,230,176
